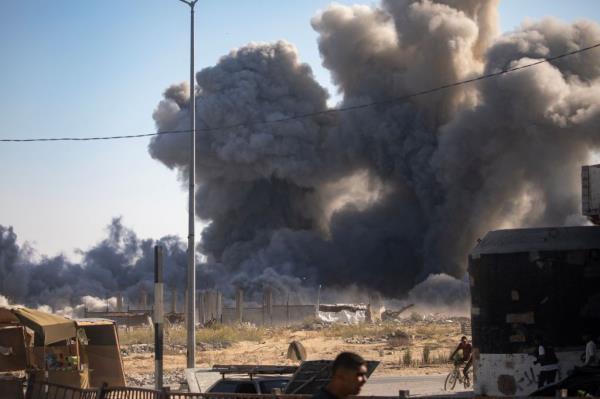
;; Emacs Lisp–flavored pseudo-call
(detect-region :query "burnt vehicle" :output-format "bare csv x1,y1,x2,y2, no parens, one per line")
469,226,600,396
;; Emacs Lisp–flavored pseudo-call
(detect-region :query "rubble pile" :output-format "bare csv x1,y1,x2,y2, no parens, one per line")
344,336,387,345
120,341,232,357
386,330,411,348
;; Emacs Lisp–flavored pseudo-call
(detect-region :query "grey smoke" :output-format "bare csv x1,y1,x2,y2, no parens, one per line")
0,219,189,310
2,1,599,311
148,0,600,305
406,273,471,315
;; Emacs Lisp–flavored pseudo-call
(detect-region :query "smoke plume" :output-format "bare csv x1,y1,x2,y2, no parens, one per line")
148,0,600,306
2,1,600,312
0,219,189,312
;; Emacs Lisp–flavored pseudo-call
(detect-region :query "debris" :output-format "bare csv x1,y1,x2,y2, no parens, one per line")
387,330,411,347
286,341,307,361
381,304,414,322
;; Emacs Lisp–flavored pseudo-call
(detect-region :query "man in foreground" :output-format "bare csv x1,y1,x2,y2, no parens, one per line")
312,352,369,399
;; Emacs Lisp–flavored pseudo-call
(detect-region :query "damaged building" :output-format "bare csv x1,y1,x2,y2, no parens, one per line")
469,226,600,396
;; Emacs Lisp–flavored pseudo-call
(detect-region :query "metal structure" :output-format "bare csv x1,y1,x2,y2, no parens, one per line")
178,0,198,369
154,245,164,389
469,226,600,396
582,164,600,225
210,365,298,378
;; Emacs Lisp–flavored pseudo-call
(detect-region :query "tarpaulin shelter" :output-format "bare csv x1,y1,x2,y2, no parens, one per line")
0,306,125,393
75,319,126,387
0,308,32,398
0,308,20,325
11,307,76,346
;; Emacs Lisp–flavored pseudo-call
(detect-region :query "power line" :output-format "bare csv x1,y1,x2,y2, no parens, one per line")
0,129,190,142
2,42,599,143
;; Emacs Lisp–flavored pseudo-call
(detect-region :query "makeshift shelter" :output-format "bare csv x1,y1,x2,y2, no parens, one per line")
12,307,76,346
75,319,126,387
0,306,125,393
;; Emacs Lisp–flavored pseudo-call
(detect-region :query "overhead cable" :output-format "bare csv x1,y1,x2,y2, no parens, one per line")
1,42,599,143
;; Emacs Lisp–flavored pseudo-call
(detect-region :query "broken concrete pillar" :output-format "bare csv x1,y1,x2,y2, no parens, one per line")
210,291,218,320
235,289,244,323
198,291,206,324
263,288,273,325
140,287,148,309
116,292,123,312
217,291,223,322
171,286,177,314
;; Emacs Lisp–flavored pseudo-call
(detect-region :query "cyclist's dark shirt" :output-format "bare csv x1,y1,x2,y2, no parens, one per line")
457,342,472,361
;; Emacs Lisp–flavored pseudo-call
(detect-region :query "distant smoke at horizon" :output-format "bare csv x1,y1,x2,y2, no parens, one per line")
0,219,188,312
2,1,600,313
0,219,467,314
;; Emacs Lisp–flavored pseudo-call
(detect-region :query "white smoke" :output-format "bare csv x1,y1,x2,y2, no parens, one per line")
0,293,115,319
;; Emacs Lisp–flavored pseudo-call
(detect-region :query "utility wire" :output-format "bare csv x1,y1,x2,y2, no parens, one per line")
2,42,599,143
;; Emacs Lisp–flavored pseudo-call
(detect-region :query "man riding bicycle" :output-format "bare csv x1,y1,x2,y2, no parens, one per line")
449,336,473,378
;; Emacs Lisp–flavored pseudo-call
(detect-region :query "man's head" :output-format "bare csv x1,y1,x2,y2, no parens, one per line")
329,352,368,397
460,336,467,344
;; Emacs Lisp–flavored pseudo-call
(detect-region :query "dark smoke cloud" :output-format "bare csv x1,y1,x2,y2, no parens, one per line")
3,2,599,312
428,17,600,274
0,219,189,311
147,1,600,305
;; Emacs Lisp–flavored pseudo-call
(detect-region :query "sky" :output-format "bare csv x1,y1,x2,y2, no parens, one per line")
1,0,599,260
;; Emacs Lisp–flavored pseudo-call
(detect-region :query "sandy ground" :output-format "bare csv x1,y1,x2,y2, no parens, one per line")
122,320,467,388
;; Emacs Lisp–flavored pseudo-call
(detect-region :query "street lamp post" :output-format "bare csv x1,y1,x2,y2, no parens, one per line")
178,0,198,369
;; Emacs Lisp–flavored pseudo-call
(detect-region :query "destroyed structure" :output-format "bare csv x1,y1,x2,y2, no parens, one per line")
469,226,600,396
84,287,383,327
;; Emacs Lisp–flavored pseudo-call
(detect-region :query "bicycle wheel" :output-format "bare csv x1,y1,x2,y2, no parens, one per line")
444,370,458,390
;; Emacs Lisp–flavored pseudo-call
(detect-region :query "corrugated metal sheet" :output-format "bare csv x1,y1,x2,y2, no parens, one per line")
582,164,600,216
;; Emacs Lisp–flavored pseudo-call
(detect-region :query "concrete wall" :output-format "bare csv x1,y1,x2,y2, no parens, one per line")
199,291,222,324
83,310,152,327
221,304,316,326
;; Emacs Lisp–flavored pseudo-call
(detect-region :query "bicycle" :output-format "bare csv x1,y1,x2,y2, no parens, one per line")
444,361,472,391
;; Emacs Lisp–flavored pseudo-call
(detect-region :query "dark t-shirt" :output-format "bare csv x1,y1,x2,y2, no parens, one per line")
457,342,472,361
312,387,340,399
